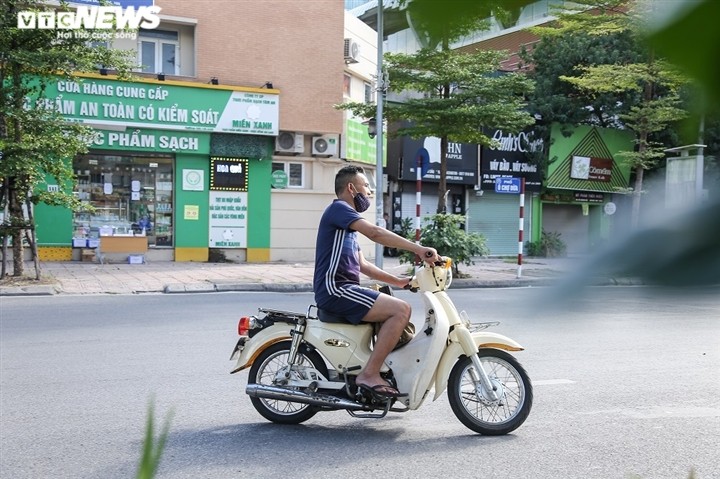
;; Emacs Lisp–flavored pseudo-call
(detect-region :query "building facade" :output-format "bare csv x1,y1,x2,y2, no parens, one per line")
352,0,639,256
33,0,382,263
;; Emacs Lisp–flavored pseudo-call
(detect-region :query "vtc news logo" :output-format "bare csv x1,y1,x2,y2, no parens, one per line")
17,6,161,30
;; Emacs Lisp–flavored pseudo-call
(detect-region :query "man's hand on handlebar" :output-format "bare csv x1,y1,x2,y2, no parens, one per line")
403,276,419,293
419,247,441,264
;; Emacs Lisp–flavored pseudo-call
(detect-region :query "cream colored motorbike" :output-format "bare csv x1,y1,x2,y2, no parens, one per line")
229,258,533,435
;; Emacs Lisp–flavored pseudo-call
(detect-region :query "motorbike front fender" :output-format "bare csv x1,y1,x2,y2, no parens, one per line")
230,324,292,373
432,331,524,401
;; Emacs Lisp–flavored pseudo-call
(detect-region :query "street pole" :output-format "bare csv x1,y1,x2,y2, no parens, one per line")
517,177,525,279
374,0,384,268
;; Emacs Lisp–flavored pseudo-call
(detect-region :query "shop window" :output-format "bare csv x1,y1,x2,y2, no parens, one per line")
271,161,305,188
138,29,179,75
73,154,173,247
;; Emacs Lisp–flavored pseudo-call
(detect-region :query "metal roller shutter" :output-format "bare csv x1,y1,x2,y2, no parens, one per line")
400,192,439,228
467,192,532,256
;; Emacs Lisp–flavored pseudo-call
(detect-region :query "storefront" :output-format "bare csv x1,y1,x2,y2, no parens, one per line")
541,125,633,255
388,135,477,236
34,74,279,262
470,129,543,256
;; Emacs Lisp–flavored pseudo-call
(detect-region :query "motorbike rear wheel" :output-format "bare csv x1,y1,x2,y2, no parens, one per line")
448,348,533,435
248,341,328,424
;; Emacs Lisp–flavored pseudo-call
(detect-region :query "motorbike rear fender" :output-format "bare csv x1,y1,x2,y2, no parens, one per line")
230,324,292,373
431,330,524,401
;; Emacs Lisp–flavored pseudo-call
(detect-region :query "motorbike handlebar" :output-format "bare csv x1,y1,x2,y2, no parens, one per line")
403,276,419,293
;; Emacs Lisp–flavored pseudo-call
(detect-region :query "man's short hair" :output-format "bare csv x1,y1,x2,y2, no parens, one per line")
335,165,365,195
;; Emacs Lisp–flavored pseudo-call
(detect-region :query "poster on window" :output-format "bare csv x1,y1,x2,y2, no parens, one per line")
208,191,247,248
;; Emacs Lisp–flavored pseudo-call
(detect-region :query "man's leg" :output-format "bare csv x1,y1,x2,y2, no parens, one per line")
355,294,410,390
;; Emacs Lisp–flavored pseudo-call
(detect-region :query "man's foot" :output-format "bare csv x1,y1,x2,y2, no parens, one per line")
357,382,401,399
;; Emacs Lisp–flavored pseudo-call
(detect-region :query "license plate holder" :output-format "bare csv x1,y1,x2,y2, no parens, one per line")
229,336,249,360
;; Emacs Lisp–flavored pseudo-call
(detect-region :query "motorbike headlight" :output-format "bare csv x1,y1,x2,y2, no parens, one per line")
441,258,452,290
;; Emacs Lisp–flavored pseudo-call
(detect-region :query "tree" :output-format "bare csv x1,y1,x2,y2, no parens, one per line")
340,47,534,213
527,0,690,228
520,29,643,166
0,0,134,278
396,213,489,276
562,58,688,227
341,0,535,214
385,0,720,287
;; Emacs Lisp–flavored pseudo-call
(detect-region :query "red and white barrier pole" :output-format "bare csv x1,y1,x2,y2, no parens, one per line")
415,154,422,263
517,177,525,278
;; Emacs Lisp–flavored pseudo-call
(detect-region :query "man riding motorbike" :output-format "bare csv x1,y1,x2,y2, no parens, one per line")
313,165,439,399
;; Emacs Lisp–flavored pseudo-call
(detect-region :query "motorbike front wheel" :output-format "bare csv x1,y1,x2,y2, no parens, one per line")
448,348,533,435
247,341,328,425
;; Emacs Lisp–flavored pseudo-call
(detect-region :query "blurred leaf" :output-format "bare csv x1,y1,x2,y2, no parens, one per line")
553,196,720,291
400,0,535,47
647,0,720,106
136,401,173,479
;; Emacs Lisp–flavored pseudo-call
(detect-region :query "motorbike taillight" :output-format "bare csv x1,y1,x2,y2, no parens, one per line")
238,316,254,336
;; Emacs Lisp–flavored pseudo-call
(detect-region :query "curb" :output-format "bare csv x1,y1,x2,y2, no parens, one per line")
0,285,57,296
208,282,315,293
0,276,631,296
164,282,217,294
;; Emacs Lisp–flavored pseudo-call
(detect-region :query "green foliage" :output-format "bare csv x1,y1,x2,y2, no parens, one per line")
398,214,489,275
392,216,415,245
338,45,534,213
525,229,567,258
340,48,534,146
524,0,692,228
520,28,643,167
530,0,635,38
0,0,136,274
647,0,720,107
398,0,536,49
136,402,173,479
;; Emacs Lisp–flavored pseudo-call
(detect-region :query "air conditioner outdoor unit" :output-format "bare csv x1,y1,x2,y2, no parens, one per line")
312,134,339,156
344,38,360,63
275,132,304,154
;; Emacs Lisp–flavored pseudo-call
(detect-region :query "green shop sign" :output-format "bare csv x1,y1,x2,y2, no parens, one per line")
90,128,210,153
345,118,386,165
546,124,632,193
271,169,288,189
34,76,279,135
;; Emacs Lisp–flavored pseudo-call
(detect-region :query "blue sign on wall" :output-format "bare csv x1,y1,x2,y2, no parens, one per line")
494,177,521,194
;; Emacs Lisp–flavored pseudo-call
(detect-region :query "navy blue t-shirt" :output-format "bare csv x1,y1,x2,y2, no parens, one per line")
313,200,363,307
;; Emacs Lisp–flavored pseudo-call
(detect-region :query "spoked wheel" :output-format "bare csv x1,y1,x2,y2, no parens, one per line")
247,341,328,424
448,348,533,435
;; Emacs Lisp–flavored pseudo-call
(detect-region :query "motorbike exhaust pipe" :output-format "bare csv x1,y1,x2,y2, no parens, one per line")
246,383,365,411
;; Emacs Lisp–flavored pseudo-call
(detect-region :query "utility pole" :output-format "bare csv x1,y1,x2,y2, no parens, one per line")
374,0,385,268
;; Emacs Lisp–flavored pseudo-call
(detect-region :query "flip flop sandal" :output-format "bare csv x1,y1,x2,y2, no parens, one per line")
357,383,406,400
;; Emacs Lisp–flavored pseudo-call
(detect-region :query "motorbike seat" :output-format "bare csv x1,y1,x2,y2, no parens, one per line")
317,308,353,324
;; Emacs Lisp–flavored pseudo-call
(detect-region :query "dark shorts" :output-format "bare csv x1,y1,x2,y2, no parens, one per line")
317,284,380,324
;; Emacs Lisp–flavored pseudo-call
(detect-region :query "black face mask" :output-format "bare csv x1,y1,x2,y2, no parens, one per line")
353,191,371,213
350,184,371,213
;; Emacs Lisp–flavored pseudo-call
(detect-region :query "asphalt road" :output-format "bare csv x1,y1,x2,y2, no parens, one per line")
1,287,719,479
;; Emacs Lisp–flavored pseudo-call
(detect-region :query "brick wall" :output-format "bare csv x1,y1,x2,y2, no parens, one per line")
156,0,345,134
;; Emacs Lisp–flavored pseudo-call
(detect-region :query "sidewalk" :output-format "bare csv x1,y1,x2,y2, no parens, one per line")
0,256,601,296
